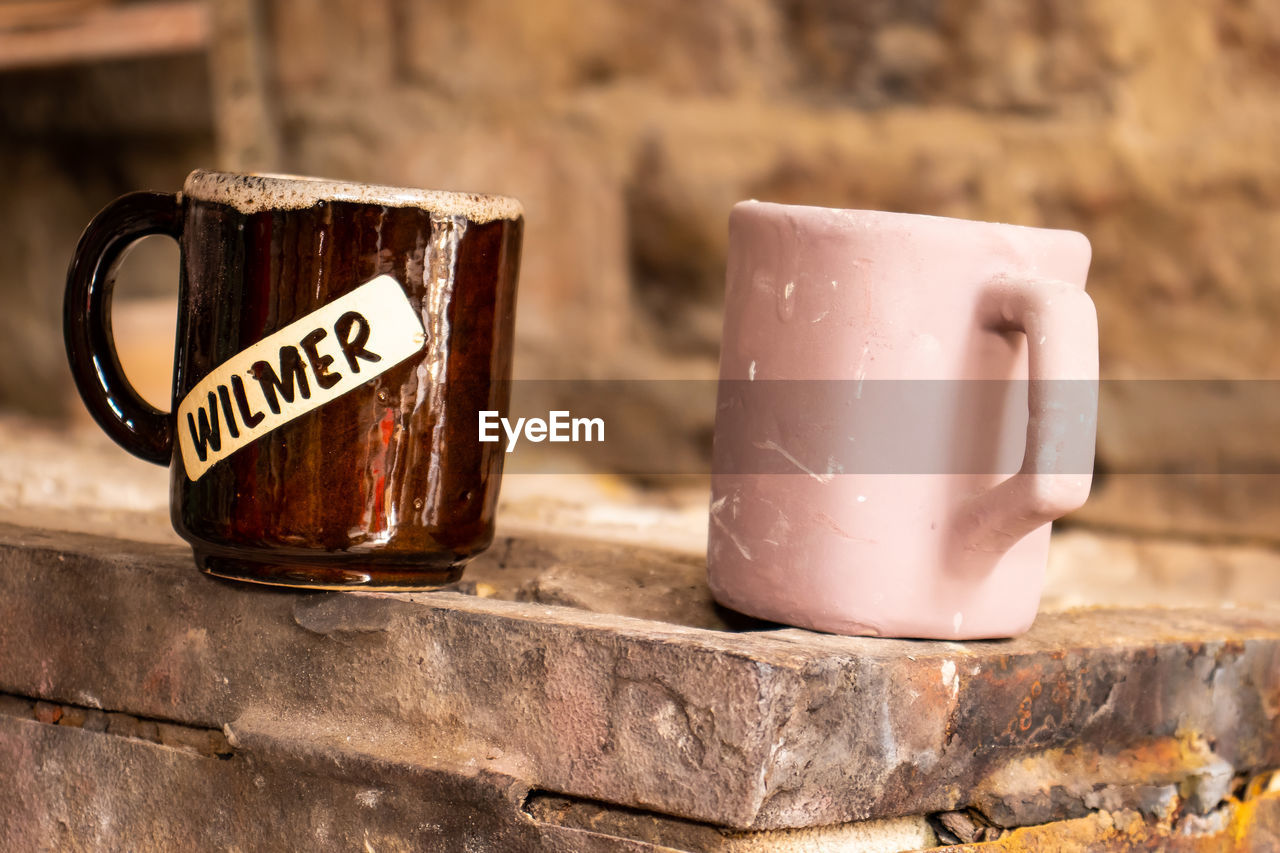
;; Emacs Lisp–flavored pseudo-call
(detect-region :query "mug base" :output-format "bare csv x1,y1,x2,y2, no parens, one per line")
708,582,1034,640
198,553,465,591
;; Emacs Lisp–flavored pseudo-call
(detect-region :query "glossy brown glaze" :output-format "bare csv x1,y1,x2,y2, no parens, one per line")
173,196,522,588
64,192,183,465
65,172,522,589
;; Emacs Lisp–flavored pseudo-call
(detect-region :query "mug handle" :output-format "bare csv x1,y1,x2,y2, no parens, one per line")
956,275,1099,553
64,192,183,465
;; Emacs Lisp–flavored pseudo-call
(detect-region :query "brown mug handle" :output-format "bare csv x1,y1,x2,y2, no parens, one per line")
64,191,183,465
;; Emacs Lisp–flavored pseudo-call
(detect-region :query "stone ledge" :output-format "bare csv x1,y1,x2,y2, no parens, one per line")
1,523,1278,832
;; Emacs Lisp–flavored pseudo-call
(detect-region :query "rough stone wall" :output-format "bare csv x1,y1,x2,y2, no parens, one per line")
258,0,1280,373
3,1,1279,537
0,54,214,416
256,0,1280,535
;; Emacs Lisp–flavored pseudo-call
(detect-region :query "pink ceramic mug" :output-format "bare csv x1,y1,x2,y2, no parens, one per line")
708,203,1098,639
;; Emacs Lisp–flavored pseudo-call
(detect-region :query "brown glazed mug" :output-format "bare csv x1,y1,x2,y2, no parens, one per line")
64,170,523,589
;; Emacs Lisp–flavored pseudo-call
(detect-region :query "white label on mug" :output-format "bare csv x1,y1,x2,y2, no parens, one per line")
177,274,425,481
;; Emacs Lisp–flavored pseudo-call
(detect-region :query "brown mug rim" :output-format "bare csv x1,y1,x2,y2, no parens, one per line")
182,169,524,224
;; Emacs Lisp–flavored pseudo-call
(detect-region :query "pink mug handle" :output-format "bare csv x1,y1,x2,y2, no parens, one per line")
957,276,1099,553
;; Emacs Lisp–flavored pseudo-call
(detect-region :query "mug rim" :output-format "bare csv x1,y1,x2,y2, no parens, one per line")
182,169,524,224
732,199,1086,240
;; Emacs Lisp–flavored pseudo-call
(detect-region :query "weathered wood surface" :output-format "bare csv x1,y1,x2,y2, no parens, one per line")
0,1,209,72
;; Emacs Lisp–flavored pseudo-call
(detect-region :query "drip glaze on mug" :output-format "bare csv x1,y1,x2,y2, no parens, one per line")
65,170,523,588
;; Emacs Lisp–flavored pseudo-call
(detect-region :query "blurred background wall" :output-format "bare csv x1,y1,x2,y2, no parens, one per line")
2,0,1280,558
